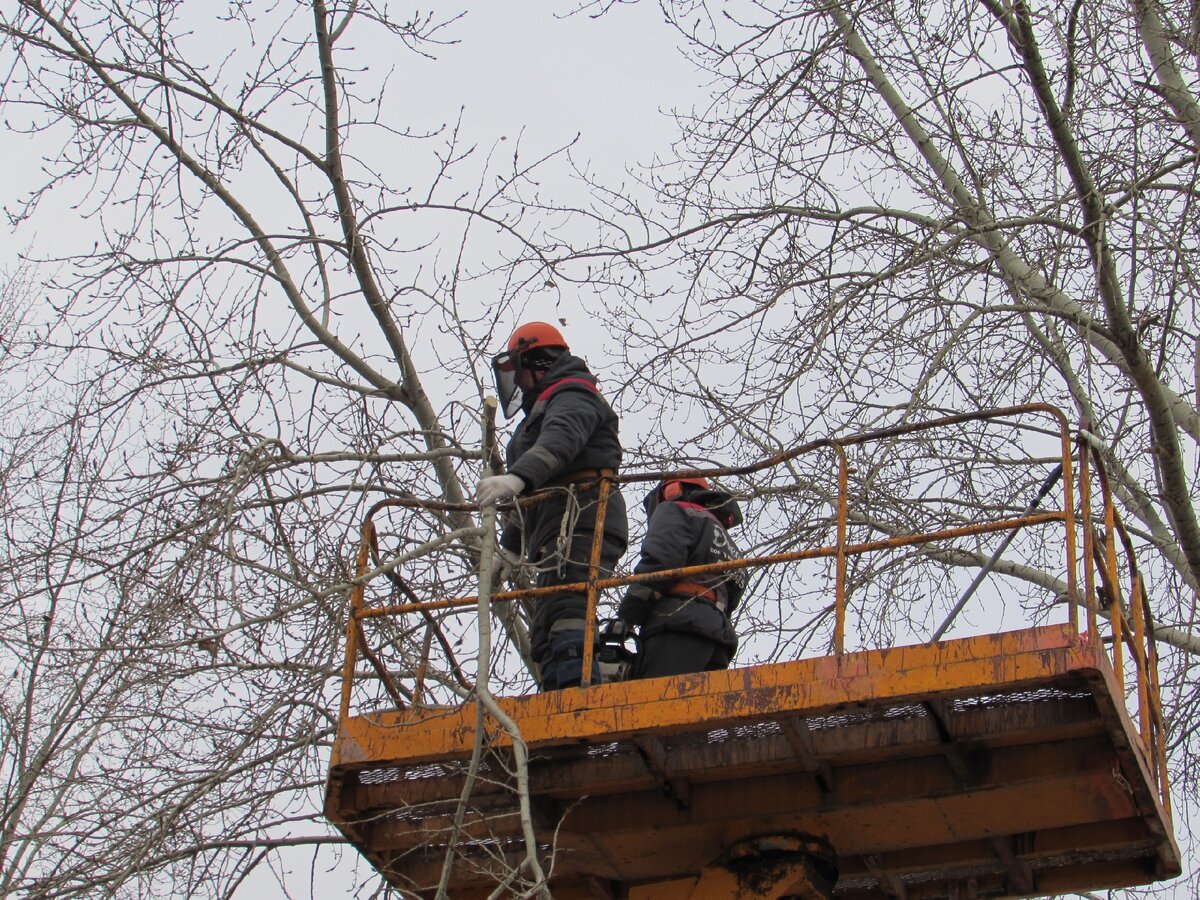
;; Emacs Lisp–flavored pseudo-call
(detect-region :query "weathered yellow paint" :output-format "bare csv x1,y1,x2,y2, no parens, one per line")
332,624,1093,767
326,622,1181,899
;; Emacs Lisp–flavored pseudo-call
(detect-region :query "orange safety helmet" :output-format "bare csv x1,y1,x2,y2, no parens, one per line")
643,474,711,516
661,475,710,501
492,322,570,417
644,474,741,527
506,321,568,360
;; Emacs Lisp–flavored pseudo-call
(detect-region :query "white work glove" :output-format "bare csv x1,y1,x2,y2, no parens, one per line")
477,473,526,507
489,546,522,584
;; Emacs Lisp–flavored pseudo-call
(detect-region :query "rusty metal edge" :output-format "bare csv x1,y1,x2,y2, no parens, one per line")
332,624,1088,768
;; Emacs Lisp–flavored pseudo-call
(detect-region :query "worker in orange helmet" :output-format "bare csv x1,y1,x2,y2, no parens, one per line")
478,321,628,690
616,475,746,678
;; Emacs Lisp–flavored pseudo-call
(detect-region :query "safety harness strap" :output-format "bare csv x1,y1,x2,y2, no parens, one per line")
543,467,616,488
528,376,600,419
667,582,730,613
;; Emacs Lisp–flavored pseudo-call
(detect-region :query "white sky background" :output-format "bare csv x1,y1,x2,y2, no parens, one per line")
3,4,1189,897
396,2,706,412
2,2,701,290
1,0,701,446
413,5,697,175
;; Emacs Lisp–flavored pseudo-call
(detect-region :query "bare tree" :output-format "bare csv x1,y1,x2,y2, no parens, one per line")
564,0,1200,886
0,3,565,896
5,0,1198,896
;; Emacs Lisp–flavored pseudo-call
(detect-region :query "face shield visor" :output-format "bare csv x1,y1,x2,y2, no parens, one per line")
492,349,525,418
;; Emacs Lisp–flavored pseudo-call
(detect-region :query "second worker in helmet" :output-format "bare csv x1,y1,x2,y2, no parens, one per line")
618,476,746,678
479,322,628,690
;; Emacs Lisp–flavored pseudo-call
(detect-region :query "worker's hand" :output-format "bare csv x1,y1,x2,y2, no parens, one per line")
617,586,657,627
477,473,526,507
489,546,521,584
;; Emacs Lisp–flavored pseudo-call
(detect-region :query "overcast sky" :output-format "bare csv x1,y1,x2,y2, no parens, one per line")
1,5,703,895
3,3,701,274
4,6,1193,898
428,5,698,177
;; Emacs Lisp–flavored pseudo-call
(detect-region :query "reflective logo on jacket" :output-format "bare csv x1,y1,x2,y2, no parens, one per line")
666,501,748,611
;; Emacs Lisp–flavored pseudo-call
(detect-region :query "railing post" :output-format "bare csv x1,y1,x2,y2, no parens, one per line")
1104,485,1124,695
834,444,849,656
1130,572,1150,748
1144,600,1171,823
579,477,612,688
1060,425,1078,633
339,518,374,725
1079,442,1098,640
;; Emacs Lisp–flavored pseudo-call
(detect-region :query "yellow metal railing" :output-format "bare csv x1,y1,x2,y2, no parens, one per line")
337,404,1168,815
1079,434,1171,822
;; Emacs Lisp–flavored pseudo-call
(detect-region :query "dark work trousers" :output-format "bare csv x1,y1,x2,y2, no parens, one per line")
521,486,627,690
636,631,732,679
